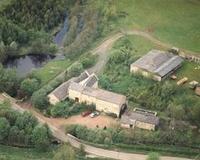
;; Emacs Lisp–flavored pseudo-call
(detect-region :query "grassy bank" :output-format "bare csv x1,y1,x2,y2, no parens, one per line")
0,144,113,160
82,140,199,159
32,59,71,86
0,144,53,160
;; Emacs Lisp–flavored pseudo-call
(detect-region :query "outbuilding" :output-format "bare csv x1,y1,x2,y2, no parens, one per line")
130,49,183,81
121,108,159,131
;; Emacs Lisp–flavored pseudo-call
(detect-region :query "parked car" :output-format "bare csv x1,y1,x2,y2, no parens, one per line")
90,111,100,118
81,111,92,117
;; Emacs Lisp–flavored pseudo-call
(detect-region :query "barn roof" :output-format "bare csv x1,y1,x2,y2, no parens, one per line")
131,50,183,77
69,82,126,106
121,110,159,125
84,74,98,87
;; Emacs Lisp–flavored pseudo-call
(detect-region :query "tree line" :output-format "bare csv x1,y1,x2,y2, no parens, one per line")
0,101,52,150
65,124,200,156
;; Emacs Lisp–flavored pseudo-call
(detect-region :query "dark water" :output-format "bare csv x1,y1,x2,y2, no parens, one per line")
3,54,54,77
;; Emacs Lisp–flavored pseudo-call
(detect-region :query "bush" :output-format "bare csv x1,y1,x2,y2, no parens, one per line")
67,62,83,78
80,53,98,69
31,124,51,151
31,90,49,110
50,101,95,117
50,101,73,117
20,78,40,97
146,152,160,160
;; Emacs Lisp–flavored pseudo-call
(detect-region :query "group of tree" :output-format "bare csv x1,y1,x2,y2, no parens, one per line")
0,101,51,150
65,124,200,156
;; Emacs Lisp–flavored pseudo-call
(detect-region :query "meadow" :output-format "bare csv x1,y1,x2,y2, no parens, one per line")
112,0,200,53
0,144,53,160
32,59,71,86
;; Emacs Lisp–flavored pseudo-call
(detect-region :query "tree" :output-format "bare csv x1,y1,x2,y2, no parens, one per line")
146,152,160,160
0,65,18,95
20,78,40,96
31,124,51,151
31,90,49,110
0,41,6,63
0,117,10,141
53,144,75,160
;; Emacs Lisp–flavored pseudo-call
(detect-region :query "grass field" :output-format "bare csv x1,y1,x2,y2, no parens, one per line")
0,0,11,11
0,145,53,160
176,61,200,82
0,144,113,160
112,0,200,53
32,59,71,85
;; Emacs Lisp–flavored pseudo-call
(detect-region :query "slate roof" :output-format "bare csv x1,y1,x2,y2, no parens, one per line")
84,74,98,87
131,50,183,77
48,71,90,101
49,80,72,101
69,82,126,106
121,110,159,125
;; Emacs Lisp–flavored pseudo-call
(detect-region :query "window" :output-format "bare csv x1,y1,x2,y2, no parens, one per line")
75,97,79,102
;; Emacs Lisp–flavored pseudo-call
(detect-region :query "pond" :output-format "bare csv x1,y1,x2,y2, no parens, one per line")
3,16,69,77
3,54,54,77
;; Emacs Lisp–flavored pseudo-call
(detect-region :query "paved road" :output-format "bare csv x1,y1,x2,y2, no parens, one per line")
0,94,193,160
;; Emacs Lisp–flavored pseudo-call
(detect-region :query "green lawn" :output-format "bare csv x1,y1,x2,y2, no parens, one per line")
112,0,200,53
32,59,71,85
0,0,11,11
0,144,112,160
0,145,53,160
176,61,200,82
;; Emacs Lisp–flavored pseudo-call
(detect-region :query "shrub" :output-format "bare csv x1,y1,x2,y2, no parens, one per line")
31,90,49,110
50,101,73,117
80,53,98,69
146,152,160,160
67,62,83,78
20,78,40,97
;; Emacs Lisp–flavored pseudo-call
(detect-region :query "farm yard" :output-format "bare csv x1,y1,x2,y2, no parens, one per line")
0,0,200,159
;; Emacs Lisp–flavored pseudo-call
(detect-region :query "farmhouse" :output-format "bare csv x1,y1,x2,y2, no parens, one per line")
121,108,159,131
48,71,98,105
130,49,183,81
48,71,126,117
68,82,127,117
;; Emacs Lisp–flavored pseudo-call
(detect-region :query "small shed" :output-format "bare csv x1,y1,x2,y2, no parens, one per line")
195,86,200,96
189,81,199,89
121,109,159,131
